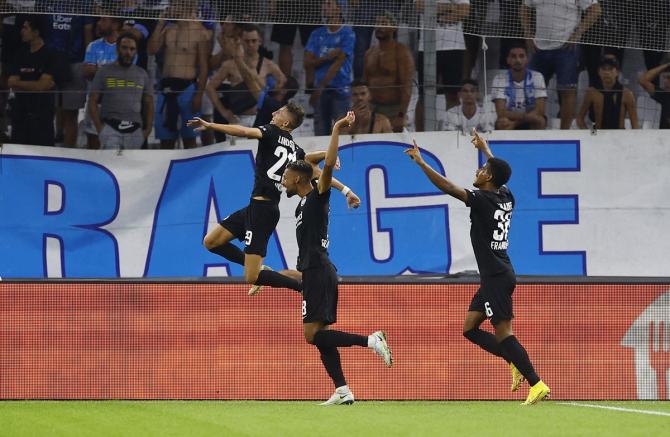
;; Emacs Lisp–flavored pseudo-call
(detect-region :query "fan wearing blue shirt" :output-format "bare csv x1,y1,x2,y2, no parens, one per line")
304,0,355,136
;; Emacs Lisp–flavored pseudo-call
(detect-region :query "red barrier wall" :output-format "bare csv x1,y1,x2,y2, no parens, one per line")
0,282,668,400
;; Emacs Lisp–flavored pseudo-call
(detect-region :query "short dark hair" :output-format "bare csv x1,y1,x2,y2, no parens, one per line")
240,23,262,36
487,158,512,188
351,79,369,88
23,15,49,39
117,32,138,47
285,100,305,129
461,78,479,89
506,41,527,55
286,160,313,182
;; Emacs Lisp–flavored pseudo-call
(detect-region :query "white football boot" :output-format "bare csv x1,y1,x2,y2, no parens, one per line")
369,331,393,368
319,385,355,405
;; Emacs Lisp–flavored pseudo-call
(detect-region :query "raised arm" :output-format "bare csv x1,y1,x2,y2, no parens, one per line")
405,140,468,203
639,62,670,96
318,111,355,194
186,117,262,139
470,129,493,159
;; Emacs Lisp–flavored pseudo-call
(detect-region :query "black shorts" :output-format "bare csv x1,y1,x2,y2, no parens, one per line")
302,263,338,325
468,270,516,325
271,23,318,46
219,199,279,257
417,50,465,96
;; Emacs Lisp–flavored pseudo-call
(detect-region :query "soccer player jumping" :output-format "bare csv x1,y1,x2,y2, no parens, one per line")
282,111,392,405
405,130,550,405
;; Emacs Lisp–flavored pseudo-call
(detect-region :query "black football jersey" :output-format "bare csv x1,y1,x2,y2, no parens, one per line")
295,186,332,271
253,124,305,203
465,186,515,277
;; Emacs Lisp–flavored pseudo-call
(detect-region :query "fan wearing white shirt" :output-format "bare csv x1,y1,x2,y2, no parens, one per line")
492,42,547,130
521,0,601,129
441,79,495,133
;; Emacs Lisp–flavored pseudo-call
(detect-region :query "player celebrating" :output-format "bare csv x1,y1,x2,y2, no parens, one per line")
187,102,360,295
281,111,392,405
404,130,550,405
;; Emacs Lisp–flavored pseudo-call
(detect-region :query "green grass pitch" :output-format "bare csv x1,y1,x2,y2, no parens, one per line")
1,401,668,436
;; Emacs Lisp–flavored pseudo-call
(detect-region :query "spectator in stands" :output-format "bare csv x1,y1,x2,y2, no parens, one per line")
442,79,495,132
342,79,393,134
117,0,156,70
269,0,317,84
492,43,547,130
147,0,209,149
40,2,95,148
362,10,415,132
521,0,601,129
349,0,401,79
206,24,286,134
415,0,470,131
639,62,670,129
576,56,639,129
304,0,355,136
580,0,625,88
7,15,66,146
83,16,125,148
497,0,524,69
218,48,300,129
208,17,242,72
88,33,153,150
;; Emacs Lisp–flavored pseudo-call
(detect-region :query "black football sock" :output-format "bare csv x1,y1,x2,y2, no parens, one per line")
317,346,347,388
313,330,368,348
499,335,540,386
209,243,245,265
463,328,508,361
255,269,302,291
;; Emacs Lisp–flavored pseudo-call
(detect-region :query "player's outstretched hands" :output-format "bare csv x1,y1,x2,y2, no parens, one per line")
334,111,356,129
405,139,425,165
470,128,492,155
187,117,211,132
346,191,361,209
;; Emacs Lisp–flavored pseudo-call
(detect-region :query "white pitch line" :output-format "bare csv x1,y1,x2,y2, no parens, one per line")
559,402,670,417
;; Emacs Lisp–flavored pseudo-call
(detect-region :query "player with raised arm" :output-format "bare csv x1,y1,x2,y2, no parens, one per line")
187,102,360,295
404,129,550,405
281,111,392,405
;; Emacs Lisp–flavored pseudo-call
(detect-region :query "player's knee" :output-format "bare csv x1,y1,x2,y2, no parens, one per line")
304,331,316,344
463,328,477,343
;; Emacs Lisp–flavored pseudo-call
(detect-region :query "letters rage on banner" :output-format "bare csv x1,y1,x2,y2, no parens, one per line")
0,131,668,278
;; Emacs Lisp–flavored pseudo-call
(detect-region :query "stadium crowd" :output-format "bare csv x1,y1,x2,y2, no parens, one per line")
1,0,669,148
